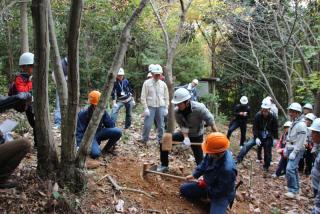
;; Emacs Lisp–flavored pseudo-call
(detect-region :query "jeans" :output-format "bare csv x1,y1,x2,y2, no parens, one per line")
142,106,166,143
160,132,203,167
236,138,256,163
0,139,31,181
227,119,247,146
90,127,122,159
111,99,133,129
286,149,304,193
180,182,231,214
275,156,287,177
54,91,61,128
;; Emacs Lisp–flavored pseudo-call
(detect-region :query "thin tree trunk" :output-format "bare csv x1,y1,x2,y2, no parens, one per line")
6,23,14,81
20,1,29,53
314,91,320,117
31,0,58,178
48,2,71,184
75,0,148,177
150,0,192,132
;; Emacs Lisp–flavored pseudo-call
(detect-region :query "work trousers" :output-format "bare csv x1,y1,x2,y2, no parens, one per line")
227,119,247,146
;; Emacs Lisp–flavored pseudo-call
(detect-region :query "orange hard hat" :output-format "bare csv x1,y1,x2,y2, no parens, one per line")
202,132,230,154
88,90,101,105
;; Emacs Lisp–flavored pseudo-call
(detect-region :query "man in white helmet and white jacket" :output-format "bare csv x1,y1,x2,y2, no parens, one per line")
140,64,169,144
284,102,308,199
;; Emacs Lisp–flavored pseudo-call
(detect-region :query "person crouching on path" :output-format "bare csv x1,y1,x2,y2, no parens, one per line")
76,90,122,158
157,87,217,172
284,102,307,199
180,132,237,214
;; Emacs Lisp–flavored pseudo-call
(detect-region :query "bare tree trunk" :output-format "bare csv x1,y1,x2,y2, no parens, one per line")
75,0,148,183
60,0,83,191
6,23,14,81
31,0,58,178
20,1,29,53
150,0,192,132
48,2,71,184
314,91,320,117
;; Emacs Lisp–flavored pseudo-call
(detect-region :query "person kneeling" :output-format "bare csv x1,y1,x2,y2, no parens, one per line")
76,90,122,158
180,132,237,214
0,137,31,188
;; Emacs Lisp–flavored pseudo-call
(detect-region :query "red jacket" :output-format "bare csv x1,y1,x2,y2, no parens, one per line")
15,74,32,93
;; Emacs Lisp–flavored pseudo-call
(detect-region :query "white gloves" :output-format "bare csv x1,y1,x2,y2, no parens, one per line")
113,103,119,108
144,108,150,117
164,108,168,116
289,151,296,160
132,99,136,106
183,137,191,146
255,138,261,146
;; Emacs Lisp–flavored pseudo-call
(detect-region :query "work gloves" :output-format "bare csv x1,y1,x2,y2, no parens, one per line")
113,103,119,108
164,108,168,116
289,151,297,160
132,99,136,106
255,138,261,146
144,108,150,117
183,137,191,146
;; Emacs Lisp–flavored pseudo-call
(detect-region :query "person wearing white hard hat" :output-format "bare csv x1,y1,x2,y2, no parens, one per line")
298,113,317,175
183,79,199,102
227,96,251,147
253,99,278,172
264,96,278,118
111,68,135,129
303,103,313,116
284,102,308,199
156,87,217,172
11,52,36,146
273,121,292,178
310,118,320,213
139,64,169,145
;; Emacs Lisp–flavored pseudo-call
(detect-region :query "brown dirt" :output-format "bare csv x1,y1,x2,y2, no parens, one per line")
0,110,314,213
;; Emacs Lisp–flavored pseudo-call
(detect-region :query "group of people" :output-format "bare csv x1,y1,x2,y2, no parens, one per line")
227,95,320,212
2,52,320,213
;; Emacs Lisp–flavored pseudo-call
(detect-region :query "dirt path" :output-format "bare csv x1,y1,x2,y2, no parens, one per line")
0,110,315,213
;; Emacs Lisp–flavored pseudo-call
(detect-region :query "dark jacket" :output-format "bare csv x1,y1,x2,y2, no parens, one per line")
193,150,237,199
253,111,278,140
76,106,114,146
111,79,134,102
232,104,250,121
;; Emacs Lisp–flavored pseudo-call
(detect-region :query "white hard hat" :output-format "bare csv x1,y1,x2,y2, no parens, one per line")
309,118,320,132
305,113,317,121
283,121,292,127
19,52,34,66
118,68,125,75
261,98,272,109
240,96,248,105
303,103,313,110
147,72,152,78
171,88,191,104
148,64,156,72
151,64,163,74
288,102,302,112
192,79,199,85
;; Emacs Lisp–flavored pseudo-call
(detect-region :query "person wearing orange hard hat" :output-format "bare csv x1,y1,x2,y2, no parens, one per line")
180,132,237,214
76,90,122,158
